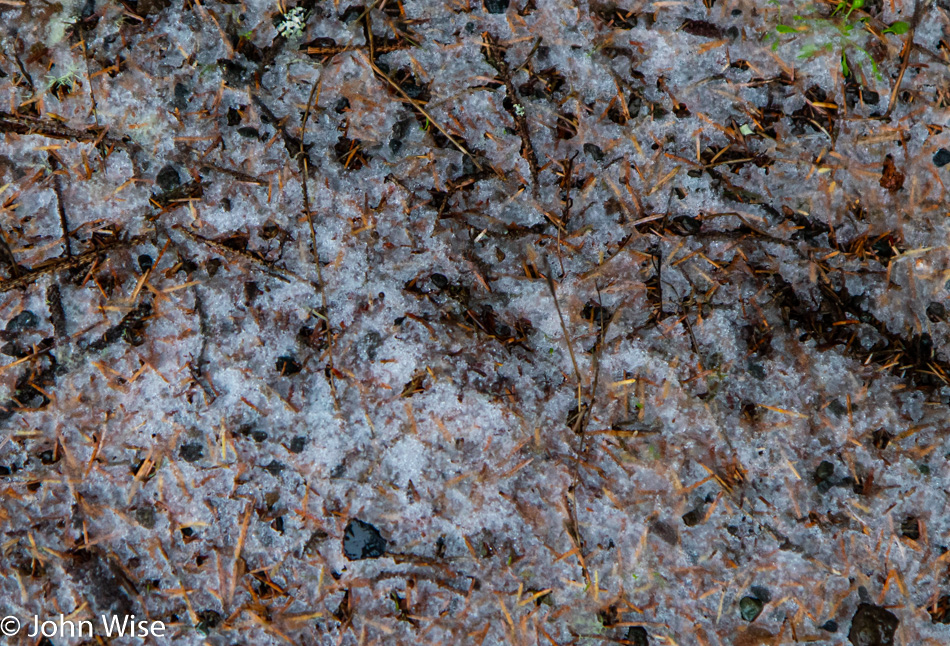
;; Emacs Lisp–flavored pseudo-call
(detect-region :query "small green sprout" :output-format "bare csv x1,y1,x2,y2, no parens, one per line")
45,63,82,98
883,21,910,35
768,1,882,81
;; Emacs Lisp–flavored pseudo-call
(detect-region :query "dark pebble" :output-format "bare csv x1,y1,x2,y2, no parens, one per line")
7,310,39,332
252,430,268,443
583,143,604,161
848,603,898,646
682,508,703,527
814,460,835,492
747,362,766,379
650,520,677,545
172,82,189,110
430,273,449,289
156,165,181,192
934,148,950,168
135,506,156,529
390,117,412,154
625,626,649,645
289,436,307,453
484,0,508,13
739,596,764,621
263,461,285,476
138,254,154,273
821,620,839,632
179,443,204,463
343,518,387,560
750,586,771,603
276,356,302,375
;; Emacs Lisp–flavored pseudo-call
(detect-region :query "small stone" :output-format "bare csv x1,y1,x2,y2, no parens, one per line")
848,603,898,646
739,596,764,621
179,443,203,463
138,254,154,273
747,362,766,379
263,461,285,476
251,430,268,443
276,356,302,375
583,143,604,161
821,620,839,632
814,460,835,493
172,82,189,110
750,586,772,603
289,436,307,453
430,273,448,289
625,626,649,646
7,310,38,332
933,148,950,168
484,0,508,14
135,506,156,529
156,165,181,192
343,518,387,560
682,508,703,527
650,520,677,545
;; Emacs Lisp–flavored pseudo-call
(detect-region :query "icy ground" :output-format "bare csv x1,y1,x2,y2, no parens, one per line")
1,0,950,644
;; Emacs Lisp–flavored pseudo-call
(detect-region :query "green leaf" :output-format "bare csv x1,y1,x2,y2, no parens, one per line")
739,124,755,136
798,44,820,58
841,52,850,77
775,24,799,33
884,21,910,35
